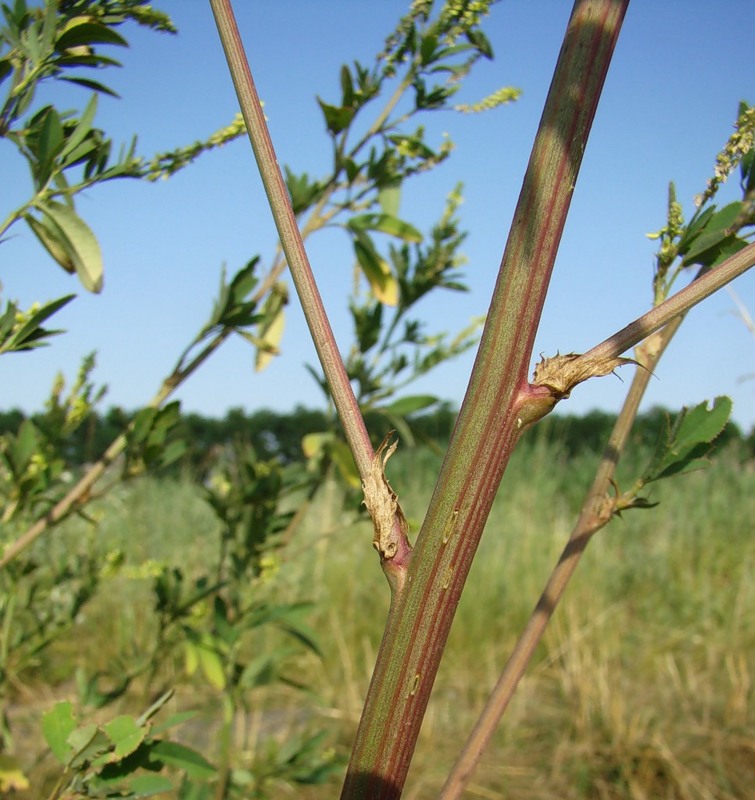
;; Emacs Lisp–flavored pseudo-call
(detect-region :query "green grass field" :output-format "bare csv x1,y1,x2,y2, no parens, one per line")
8,437,755,799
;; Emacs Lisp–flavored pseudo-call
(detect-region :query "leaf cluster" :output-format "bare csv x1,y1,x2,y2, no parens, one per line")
141,444,321,700
649,102,755,304
42,693,215,799
271,5,515,458
0,0,244,295
124,401,186,476
0,352,104,520
342,185,481,444
0,294,73,354
616,397,733,514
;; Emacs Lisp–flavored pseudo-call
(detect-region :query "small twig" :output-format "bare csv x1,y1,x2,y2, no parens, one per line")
441,252,724,793
585,241,755,364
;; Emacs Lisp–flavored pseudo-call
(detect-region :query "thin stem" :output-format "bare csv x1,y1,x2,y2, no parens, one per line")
440,312,683,798
0,207,24,241
586,241,755,363
209,0,374,482
350,73,414,160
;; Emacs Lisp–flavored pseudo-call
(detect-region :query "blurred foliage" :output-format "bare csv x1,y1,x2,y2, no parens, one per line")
647,101,754,305
1,402,750,475
41,692,215,799
0,0,245,293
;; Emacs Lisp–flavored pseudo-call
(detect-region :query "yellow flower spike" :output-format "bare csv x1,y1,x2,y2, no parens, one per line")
696,104,755,207
455,87,522,114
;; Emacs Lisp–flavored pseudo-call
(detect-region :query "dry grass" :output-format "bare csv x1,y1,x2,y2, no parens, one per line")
6,440,754,798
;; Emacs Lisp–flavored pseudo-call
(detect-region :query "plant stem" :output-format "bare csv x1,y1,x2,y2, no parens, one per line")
440,311,684,798
585,241,755,364
340,2,629,797
209,0,374,483
526,243,755,403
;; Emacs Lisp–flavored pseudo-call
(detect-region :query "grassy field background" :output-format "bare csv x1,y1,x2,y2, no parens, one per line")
9,435,755,799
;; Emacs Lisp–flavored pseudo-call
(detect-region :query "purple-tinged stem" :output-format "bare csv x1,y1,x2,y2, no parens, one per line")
341,2,630,797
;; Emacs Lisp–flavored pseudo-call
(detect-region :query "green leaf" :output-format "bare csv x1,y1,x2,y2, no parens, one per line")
329,438,361,488
255,282,287,372
340,64,354,107
676,206,714,261
59,94,98,165
316,97,355,135
68,724,110,769
205,259,260,332
681,202,742,267
130,408,157,445
42,701,77,763
382,395,437,415
466,29,494,59
707,235,748,268
40,0,57,53
56,20,128,51
238,653,280,689
150,740,216,779
643,396,732,483
353,235,398,306
125,773,174,796
0,58,12,87
135,689,178,728
24,211,75,274
104,715,147,761
1,294,74,353
36,201,104,292
347,213,422,243
160,439,188,467
278,618,322,657
378,182,402,217
284,167,323,215
36,106,64,185
419,33,439,66
197,642,226,690
9,419,39,473
58,75,120,97
149,710,198,736
301,431,333,461
341,156,361,184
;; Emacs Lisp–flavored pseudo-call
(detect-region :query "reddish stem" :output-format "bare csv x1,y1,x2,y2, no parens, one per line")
341,2,630,797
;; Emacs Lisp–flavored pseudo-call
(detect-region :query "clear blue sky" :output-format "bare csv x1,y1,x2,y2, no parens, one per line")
2,1,754,431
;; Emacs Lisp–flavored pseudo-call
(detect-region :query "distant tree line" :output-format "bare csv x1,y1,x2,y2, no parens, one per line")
0,402,752,473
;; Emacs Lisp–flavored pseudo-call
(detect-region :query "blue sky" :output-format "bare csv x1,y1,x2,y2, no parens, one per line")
2,1,754,431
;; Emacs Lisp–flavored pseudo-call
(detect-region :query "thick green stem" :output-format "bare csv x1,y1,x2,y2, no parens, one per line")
341,2,629,797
